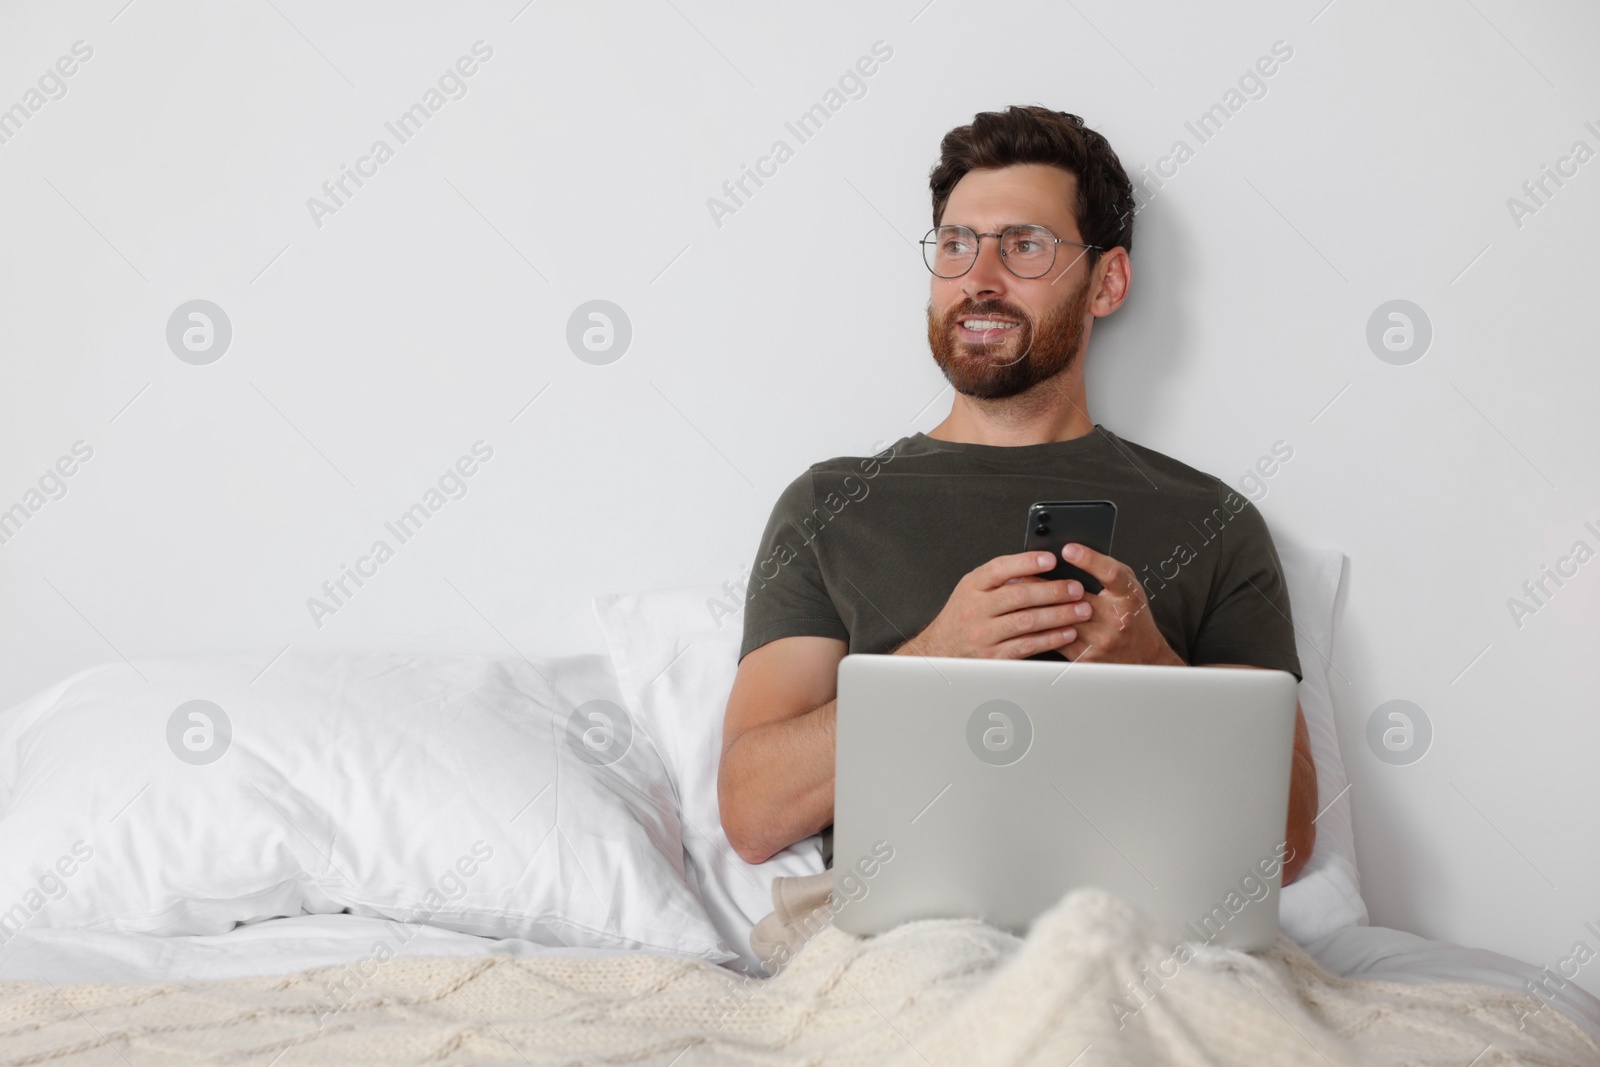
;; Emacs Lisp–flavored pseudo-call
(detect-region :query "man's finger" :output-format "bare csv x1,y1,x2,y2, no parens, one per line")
978,550,1062,590
1061,543,1135,596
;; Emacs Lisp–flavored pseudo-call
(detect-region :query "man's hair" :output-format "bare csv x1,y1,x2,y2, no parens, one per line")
929,105,1135,268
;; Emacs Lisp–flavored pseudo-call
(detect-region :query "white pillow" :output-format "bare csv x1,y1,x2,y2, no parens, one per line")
593,589,824,972
1272,535,1370,942
593,538,1365,956
0,650,730,961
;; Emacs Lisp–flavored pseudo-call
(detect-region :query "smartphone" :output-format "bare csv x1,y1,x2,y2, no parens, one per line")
1021,500,1117,593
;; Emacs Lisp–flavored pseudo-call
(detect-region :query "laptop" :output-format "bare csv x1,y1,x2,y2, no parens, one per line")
832,654,1299,951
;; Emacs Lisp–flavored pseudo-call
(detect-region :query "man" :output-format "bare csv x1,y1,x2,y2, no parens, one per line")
718,105,1316,887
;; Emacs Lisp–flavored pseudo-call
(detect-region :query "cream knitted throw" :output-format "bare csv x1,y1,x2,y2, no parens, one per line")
1,887,1593,1066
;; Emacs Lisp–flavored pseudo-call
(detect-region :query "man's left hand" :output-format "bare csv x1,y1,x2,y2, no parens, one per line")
1055,543,1185,666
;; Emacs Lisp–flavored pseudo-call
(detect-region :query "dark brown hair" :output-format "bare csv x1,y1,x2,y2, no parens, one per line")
929,106,1135,267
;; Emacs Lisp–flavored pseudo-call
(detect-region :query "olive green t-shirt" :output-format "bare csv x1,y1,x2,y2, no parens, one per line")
736,425,1303,865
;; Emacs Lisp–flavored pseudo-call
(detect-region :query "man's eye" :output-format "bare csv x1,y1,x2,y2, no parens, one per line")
1013,240,1039,254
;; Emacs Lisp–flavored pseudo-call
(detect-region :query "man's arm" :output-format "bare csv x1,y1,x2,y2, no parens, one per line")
1198,664,1317,886
718,635,848,864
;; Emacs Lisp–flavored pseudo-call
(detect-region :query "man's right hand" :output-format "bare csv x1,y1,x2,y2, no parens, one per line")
898,550,1088,659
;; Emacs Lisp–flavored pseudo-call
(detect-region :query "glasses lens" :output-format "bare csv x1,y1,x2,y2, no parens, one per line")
924,226,976,278
1001,225,1057,278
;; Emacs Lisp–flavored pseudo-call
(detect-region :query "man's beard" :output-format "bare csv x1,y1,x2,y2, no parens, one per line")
926,276,1092,400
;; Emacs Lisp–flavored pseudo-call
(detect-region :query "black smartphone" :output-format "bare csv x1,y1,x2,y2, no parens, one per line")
1021,500,1117,593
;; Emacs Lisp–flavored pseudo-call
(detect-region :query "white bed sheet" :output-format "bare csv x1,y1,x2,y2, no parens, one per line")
0,912,635,986
1305,922,1600,1050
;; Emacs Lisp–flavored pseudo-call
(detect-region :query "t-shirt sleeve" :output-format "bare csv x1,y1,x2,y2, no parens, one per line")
1187,483,1304,683
738,469,851,663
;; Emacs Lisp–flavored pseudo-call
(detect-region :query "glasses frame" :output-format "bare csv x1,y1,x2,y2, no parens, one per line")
920,223,1103,280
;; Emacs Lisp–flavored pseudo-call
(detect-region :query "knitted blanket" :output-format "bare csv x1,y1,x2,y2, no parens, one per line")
1,888,1593,1066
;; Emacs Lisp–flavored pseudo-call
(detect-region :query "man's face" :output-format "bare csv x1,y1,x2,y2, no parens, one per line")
926,164,1097,400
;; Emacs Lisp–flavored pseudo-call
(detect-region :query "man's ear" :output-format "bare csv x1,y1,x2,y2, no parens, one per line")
1089,247,1132,317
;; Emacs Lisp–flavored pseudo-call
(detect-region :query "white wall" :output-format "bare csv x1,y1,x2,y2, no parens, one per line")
2,0,1595,994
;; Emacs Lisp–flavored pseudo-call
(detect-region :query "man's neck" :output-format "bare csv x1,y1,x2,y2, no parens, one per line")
925,382,1095,447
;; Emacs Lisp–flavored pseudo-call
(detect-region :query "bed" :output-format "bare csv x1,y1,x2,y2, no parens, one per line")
1,543,1596,1065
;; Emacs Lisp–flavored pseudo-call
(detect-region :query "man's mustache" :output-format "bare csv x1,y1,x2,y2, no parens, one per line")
947,302,1029,322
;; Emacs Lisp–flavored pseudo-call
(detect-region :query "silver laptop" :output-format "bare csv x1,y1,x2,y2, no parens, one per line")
832,654,1299,951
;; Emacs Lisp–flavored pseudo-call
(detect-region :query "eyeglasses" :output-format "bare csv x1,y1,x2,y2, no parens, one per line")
920,223,1101,279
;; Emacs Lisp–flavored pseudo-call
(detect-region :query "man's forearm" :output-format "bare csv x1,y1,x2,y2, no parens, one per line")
1283,744,1317,885
722,639,935,863
720,697,837,864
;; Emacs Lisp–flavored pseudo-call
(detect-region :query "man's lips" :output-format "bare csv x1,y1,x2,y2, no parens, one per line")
955,316,1022,343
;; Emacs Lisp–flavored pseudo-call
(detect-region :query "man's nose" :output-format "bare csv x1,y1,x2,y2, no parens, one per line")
962,237,1010,300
